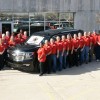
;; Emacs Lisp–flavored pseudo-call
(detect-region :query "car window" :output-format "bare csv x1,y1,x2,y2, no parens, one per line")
26,35,44,45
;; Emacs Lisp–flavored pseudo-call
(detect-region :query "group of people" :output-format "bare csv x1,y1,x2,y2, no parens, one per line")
0,30,28,70
37,31,100,76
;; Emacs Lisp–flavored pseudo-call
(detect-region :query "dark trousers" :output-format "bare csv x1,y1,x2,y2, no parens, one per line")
95,45,100,60
39,62,45,75
89,47,93,62
0,54,5,70
67,50,74,67
77,48,82,64
51,54,57,72
45,55,51,73
73,49,78,66
4,49,7,66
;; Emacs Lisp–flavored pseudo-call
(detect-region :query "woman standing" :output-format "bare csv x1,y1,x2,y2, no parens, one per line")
37,42,46,76
0,38,5,70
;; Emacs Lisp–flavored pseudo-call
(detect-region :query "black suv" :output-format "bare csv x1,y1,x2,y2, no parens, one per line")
7,29,83,72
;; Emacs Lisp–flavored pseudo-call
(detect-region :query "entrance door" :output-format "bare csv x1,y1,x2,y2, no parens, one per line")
2,23,12,34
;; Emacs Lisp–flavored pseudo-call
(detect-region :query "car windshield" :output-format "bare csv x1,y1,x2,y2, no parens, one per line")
26,35,44,45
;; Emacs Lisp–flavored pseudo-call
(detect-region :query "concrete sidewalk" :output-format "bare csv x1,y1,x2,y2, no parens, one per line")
0,61,100,100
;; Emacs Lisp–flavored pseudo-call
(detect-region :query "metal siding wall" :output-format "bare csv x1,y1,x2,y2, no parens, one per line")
0,0,99,12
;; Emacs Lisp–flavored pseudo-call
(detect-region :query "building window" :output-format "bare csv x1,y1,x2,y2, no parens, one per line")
0,12,74,35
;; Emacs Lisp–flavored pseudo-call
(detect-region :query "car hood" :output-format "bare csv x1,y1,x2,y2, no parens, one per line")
8,43,39,52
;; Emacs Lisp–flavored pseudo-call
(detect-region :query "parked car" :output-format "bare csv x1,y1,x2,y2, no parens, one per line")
7,29,83,72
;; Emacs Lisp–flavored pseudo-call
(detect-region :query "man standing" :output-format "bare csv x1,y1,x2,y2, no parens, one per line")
91,31,98,61
0,38,5,70
72,34,79,66
82,32,90,64
62,35,68,69
77,33,85,65
50,38,57,72
88,32,94,62
44,40,52,74
37,42,46,76
66,34,73,68
95,34,100,61
56,36,63,71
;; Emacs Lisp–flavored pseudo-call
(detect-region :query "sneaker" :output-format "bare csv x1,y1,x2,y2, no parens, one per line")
39,73,43,76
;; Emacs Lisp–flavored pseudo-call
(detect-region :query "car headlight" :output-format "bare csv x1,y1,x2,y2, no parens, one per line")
12,50,25,62
12,50,33,61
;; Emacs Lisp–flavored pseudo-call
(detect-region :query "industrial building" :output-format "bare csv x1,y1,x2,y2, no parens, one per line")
0,0,100,34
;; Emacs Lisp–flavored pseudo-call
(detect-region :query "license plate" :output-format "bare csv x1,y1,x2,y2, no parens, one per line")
23,64,30,66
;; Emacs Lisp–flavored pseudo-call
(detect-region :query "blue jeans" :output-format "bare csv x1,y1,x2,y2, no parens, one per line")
63,51,67,69
57,52,63,71
81,46,89,62
51,54,57,72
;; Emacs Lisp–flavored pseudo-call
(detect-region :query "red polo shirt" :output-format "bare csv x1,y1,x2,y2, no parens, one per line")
78,38,85,48
50,43,57,54
97,35,100,45
91,34,98,45
8,41,16,47
82,36,90,47
43,44,51,55
5,36,10,42
66,39,72,50
72,38,79,49
37,47,46,62
2,39,8,49
15,38,24,44
22,35,28,42
89,35,94,44
0,44,5,52
62,40,68,50
55,41,63,52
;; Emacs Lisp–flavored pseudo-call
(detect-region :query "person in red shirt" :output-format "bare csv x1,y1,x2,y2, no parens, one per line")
0,38,5,70
2,34,8,49
72,34,79,66
55,36,63,71
95,34,100,61
88,32,94,62
82,32,90,63
91,31,98,60
16,29,23,38
15,34,24,44
8,36,16,47
91,31,98,45
37,42,46,76
61,35,68,69
78,32,85,64
50,38,57,72
66,34,73,68
22,31,28,42
44,40,52,74
5,31,10,42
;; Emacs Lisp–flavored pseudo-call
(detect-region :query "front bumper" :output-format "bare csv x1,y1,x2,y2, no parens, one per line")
7,59,33,69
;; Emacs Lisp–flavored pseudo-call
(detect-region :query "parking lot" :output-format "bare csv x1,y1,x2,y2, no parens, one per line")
0,61,100,100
